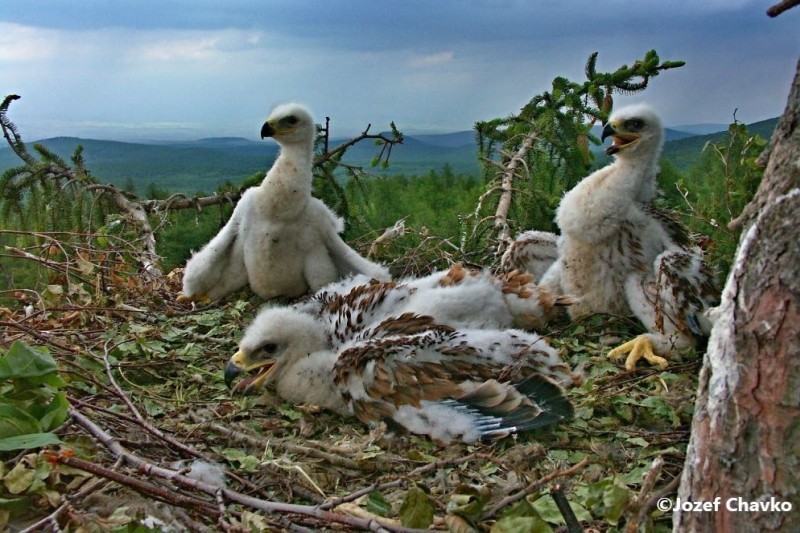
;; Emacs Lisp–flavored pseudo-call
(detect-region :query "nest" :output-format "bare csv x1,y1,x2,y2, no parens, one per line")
0,232,699,532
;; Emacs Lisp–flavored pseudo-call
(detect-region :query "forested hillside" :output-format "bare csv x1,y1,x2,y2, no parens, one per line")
0,118,776,197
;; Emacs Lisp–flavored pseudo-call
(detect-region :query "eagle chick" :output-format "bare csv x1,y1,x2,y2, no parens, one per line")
541,104,718,370
180,103,389,303
224,267,575,444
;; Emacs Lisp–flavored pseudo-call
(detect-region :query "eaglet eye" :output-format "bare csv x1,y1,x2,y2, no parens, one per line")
259,343,278,355
284,115,299,126
625,119,644,131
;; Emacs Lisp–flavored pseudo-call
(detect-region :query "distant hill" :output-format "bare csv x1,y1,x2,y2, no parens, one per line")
662,117,778,170
0,136,277,194
0,118,777,194
670,123,729,135
336,133,479,177
408,131,475,148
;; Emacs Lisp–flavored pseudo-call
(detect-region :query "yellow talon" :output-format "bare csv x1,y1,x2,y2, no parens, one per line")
177,293,211,305
608,335,668,371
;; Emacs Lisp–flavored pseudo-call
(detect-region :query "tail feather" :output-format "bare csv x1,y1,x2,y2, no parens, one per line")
513,375,574,429
444,375,572,441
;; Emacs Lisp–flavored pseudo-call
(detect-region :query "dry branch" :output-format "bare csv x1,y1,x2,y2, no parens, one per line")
481,457,590,520
69,408,431,533
623,455,666,533
492,130,540,251
767,0,800,17
99,341,208,460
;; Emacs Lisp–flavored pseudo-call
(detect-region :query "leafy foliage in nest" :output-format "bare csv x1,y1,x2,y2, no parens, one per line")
1,233,697,532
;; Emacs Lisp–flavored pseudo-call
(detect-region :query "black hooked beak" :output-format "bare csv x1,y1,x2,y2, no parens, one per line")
260,121,275,139
224,360,243,389
601,122,616,143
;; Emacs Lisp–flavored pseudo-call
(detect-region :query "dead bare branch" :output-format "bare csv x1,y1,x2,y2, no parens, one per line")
492,130,540,251
69,409,430,532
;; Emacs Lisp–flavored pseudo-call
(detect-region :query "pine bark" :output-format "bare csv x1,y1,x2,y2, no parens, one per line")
674,58,800,531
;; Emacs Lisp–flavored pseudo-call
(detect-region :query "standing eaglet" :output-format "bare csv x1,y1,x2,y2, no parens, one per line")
224,265,575,444
179,103,389,303
540,104,718,370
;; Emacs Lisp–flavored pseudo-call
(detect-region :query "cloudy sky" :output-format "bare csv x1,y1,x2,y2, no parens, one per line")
1,1,797,140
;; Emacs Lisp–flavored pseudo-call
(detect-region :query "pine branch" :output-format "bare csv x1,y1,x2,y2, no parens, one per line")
0,94,35,166
473,50,684,250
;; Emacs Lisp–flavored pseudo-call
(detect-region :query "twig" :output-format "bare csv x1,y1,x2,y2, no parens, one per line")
0,320,80,353
623,455,665,533
642,474,681,514
481,458,590,520
70,409,429,532
550,483,583,533
142,191,243,212
84,184,161,277
0,95,34,165
314,124,403,167
73,385,207,461
55,453,220,515
191,415,364,471
3,246,95,287
319,452,489,510
767,0,800,17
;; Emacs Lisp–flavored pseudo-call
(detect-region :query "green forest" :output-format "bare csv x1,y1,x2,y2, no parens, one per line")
0,119,767,293
0,49,770,532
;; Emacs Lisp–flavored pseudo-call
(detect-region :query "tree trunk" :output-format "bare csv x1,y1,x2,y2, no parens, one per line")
674,57,800,531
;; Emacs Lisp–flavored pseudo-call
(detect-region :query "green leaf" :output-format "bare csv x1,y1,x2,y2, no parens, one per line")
0,404,41,439
365,491,393,518
640,396,681,427
622,465,651,485
0,342,57,379
143,398,165,418
278,405,302,421
0,496,30,512
218,448,261,473
602,481,630,525
360,445,383,459
17,372,67,389
626,437,649,448
3,462,35,494
399,485,434,528
110,523,164,533
0,432,62,452
447,485,491,519
532,496,592,525
493,501,552,533
491,516,553,533
35,392,70,431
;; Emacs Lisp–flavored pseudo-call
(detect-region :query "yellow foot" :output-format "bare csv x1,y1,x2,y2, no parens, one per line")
608,335,668,371
176,293,211,305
